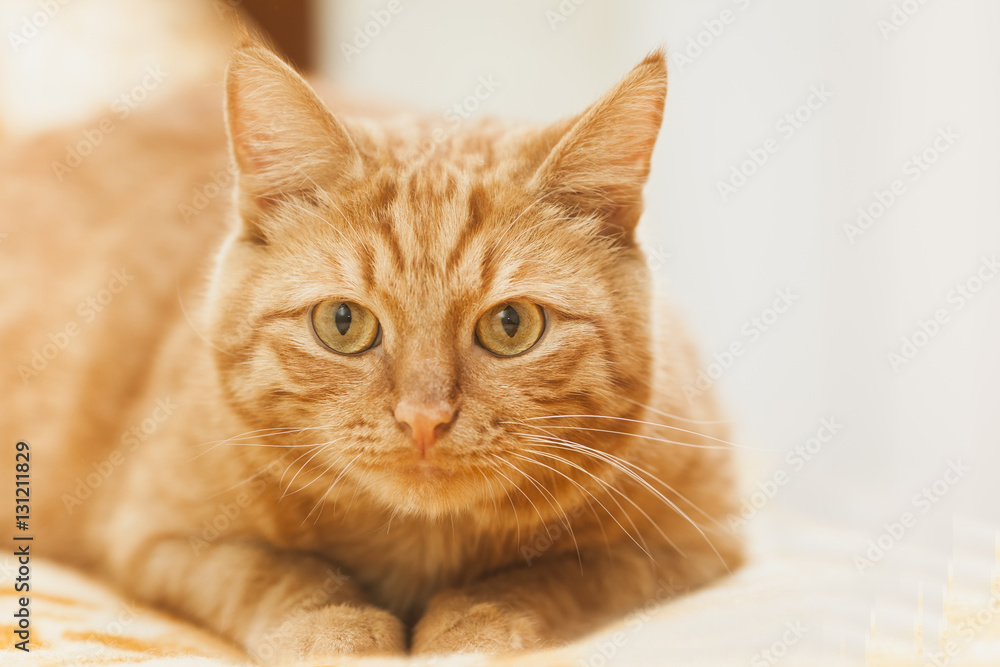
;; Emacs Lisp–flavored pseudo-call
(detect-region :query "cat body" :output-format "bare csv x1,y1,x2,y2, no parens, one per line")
0,44,742,658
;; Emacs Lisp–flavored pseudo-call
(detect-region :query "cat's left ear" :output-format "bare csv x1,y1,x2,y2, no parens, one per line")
225,44,362,236
531,50,666,237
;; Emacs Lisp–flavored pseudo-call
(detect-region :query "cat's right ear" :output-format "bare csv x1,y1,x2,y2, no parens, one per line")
528,50,667,239
225,44,362,241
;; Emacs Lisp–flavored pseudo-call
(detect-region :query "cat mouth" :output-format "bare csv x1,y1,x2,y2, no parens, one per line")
398,458,456,479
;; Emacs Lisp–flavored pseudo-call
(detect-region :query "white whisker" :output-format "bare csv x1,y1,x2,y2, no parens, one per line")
303,451,364,526
510,418,767,451
495,454,582,570
624,397,730,425
509,424,659,558
517,435,729,571
280,438,347,499
516,446,672,559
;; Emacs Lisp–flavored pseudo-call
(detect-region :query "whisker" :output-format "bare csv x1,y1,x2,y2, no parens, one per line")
510,453,612,557
204,466,273,500
518,436,729,571
342,463,376,520
280,439,347,499
278,445,324,489
624,397,730,425
176,279,233,357
488,457,550,536
482,466,521,544
526,450,656,563
509,419,768,452
189,426,330,461
516,426,728,531
517,446,673,559
511,425,658,556
480,471,502,524
494,455,582,570
303,451,364,526
195,426,327,449
289,453,351,504
189,440,333,465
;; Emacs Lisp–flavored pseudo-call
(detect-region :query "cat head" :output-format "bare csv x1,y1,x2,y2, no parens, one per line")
207,43,667,518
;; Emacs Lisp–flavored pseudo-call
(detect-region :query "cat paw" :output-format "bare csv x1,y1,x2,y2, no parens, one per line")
412,595,544,655
248,603,405,660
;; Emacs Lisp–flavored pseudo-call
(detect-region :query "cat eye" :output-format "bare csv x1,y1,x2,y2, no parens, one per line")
311,300,381,355
475,301,545,357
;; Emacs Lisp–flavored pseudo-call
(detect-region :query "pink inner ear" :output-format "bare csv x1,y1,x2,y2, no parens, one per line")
226,51,363,209
241,129,278,172
229,96,286,176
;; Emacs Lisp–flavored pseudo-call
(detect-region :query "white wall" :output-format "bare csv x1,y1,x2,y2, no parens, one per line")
0,0,234,136
317,0,1000,550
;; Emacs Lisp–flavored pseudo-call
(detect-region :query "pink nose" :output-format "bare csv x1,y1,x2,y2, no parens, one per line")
394,400,456,455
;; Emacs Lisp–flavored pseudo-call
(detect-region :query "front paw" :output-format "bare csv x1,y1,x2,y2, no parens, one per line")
412,593,544,655
248,603,405,661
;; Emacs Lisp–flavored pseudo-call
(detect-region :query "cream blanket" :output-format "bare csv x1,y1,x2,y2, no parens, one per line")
3,512,997,666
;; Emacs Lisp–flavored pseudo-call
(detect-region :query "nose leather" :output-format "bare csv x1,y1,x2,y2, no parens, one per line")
394,399,456,456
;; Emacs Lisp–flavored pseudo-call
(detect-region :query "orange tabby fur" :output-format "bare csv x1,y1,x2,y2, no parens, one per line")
0,43,742,660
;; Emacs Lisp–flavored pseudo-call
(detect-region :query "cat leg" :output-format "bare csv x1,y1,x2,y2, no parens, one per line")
412,544,733,654
117,537,405,660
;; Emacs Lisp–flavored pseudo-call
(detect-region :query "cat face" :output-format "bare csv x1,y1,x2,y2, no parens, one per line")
206,45,667,517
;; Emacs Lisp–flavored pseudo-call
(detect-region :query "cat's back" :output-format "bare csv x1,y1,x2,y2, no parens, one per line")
0,87,231,555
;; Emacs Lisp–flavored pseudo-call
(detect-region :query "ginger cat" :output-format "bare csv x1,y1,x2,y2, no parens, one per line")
0,42,742,660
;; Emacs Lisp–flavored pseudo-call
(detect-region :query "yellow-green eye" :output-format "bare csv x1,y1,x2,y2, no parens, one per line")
475,301,545,357
311,300,380,355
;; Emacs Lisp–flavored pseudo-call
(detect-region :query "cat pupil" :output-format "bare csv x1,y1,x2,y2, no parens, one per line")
335,303,352,336
499,305,519,338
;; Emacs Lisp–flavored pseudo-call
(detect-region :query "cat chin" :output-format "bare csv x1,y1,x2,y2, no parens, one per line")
359,464,489,518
